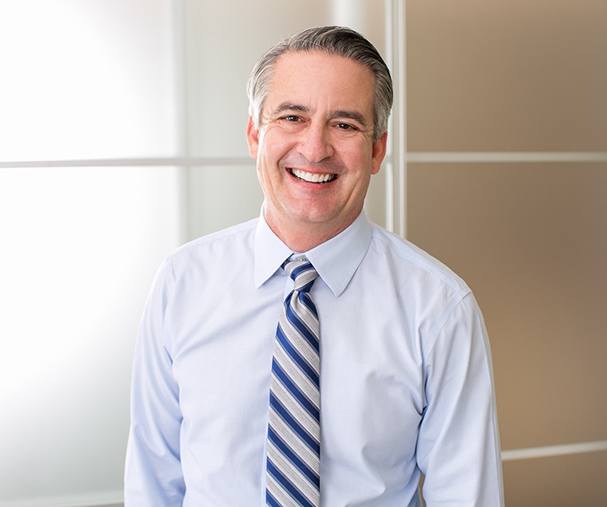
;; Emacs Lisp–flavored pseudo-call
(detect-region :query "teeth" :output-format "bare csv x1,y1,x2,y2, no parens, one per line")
291,168,335,183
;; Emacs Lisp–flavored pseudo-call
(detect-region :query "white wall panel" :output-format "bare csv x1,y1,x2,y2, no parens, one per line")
0,0,178,161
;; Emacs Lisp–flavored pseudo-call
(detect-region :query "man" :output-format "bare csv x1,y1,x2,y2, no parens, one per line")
125,26,504,506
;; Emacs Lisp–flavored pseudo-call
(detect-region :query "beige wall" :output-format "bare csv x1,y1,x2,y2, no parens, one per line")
406,1,607,505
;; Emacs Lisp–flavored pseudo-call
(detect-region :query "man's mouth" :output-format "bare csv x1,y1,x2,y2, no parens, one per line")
288,167,337,184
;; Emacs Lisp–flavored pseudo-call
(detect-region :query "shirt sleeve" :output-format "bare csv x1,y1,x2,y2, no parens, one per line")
416,292,504,507
124,258,185,506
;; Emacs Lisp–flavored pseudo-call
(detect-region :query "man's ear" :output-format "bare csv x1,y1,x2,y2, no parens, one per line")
370,132,388,175
246,117,260,159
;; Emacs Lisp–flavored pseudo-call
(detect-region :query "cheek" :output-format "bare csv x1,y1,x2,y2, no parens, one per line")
256,153,285,190
341,135,373,156
260,127,293,156
341,145,374,174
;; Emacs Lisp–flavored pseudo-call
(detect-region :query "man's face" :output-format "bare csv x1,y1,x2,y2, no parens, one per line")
247,50,387,243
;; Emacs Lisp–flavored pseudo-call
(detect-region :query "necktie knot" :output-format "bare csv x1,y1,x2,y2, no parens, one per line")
283,256,318,293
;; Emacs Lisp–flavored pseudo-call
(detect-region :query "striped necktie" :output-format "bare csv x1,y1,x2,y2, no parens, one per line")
266,256,321,507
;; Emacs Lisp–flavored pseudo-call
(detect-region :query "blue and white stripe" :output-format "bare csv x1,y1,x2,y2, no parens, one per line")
266,257,321,506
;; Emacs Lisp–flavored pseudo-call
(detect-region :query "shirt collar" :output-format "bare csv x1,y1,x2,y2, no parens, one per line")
254,213,294,289
254,211,372,297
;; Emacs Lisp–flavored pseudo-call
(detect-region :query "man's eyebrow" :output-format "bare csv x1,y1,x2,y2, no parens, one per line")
330,110,367,127
271,103,310,116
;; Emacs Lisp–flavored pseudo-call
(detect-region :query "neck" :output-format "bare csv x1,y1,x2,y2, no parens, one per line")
264,212,358,252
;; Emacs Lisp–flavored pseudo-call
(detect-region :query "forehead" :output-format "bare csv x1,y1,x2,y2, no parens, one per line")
265,50,375,115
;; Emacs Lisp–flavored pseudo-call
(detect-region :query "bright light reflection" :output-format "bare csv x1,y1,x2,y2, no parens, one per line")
0,166,182,499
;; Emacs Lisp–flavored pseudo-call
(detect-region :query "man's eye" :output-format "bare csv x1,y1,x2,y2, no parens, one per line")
281,115,301,122
336,122,357,131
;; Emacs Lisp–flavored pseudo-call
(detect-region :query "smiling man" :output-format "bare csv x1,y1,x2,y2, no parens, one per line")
125,26,504,506
247,48,386,252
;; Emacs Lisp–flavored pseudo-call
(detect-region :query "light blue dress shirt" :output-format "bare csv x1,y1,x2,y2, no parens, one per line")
125,212,504,506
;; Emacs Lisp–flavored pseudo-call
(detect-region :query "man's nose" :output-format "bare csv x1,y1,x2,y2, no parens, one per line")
297,122,334,163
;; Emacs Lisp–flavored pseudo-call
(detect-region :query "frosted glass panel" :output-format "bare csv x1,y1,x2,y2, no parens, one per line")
0,0,178,161
0,167,183,503
188,165,263,239
365,161,389,229
407,162,607,449
406,0,607,151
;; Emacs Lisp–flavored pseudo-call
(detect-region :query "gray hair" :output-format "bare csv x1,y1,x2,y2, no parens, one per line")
246,26,393,141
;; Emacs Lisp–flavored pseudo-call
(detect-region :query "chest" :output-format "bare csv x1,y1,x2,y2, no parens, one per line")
169,278,425,474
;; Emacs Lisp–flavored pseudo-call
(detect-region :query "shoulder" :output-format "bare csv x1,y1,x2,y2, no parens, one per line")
368,223,470,295
365,223,475,340
167,218,258,276
370,226,486,361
